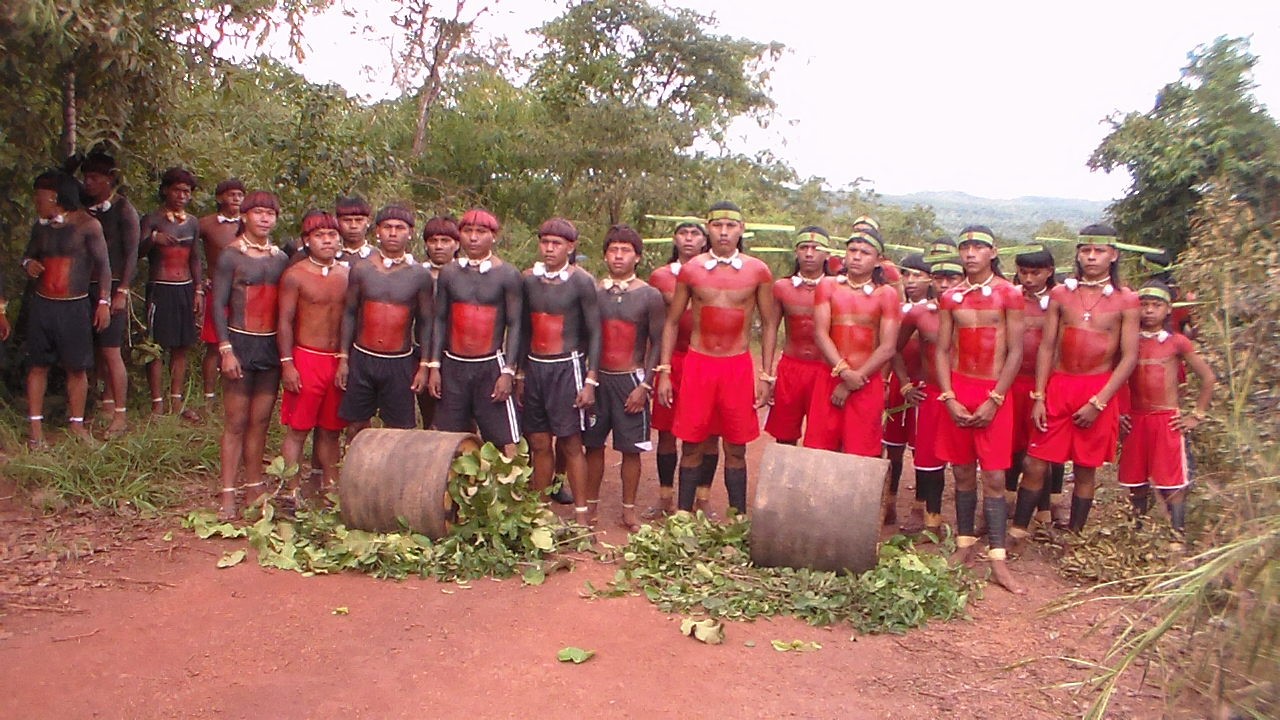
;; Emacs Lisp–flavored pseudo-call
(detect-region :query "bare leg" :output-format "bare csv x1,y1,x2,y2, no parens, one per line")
528,431,554,495
65,369,93,441
282,426,309,495
559,434,589,526
585,446,605,508
314,429,341,496
241,369,280,507
202,343,221,401
101,347,128,436
147,357,165,417
26,366,50,446
218,378,252,519
620,452,641,530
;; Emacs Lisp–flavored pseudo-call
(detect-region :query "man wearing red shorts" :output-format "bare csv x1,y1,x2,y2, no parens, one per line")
805,228,900,457
764,226,832,445
935,225,1025,594
896,252,962,534
883,252,931,525
198,178,245,406
656,202,777,515
647,220,713,515
1012,223,1139,540
277,211,349,500
1118,282,1213,548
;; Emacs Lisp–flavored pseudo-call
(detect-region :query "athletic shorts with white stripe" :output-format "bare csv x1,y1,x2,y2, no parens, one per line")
583,369,652,453
522,352,588,438
434,352,520,447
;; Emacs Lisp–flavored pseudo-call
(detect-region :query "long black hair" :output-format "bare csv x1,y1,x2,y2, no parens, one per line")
958,224,1006,279
1014,247,1058,289
666,221,710,263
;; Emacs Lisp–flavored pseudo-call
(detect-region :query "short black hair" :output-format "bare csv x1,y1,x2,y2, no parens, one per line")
34,169,84,211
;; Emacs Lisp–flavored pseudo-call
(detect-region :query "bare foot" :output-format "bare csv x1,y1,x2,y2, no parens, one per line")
68,423,97,443
150,399,164,418
179,407,203,423
620,504,640,533
640,506,668,521
217,490,239,522
1008,526,1030,556
586,500,600,529
899,507,926,534
989,558,1027,595
573,507,591,529
242,482,271,511
951,541,978,568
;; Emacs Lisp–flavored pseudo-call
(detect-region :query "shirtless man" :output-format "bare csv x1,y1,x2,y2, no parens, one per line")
518,217,600,523
21,170,111,447
1011,223,1139,539
764,227,831,446
80,151,139,437
278,211,350,499
337,205,433,432
895,252,962,535
334,196,375,265
198,178,246,405
657,201,778,515
583,225,664,530
646,221,717,516
417,215,460,429
211,191,290,519
139,168,202,420
1006,247,1067,528
883,252,932,524
1118,281,1214,548
805,227,901,456
427,208,523,453
935,225,1025,594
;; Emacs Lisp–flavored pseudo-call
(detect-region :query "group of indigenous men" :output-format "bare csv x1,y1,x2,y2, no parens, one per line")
12,156,1214,595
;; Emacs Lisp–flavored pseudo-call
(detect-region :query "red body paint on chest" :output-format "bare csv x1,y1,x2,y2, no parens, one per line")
243,284,279,333
359,300,412,352
831,322,874,360
956,326,999,377
601,319,638,370
1130,340,1181,411
450,303,497,356
1059,326,1113,373
783,312,819,357
39,256,73,298
530,312,565,356
157,245,192,278
698,306,746,348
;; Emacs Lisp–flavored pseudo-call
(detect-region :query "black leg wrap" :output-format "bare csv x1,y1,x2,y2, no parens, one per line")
888,456,903,494
984,496,1008,550
1130,491,1151,518
1013,486,1042,529
1006,452,1025,492
677,465,700,511
656,452,677,489
699,453,718,489
1049,462,1065,494
955,489,978,537
918,469,945,514
724,467,748,515
1068,494,1094,532
1168,502,1187,534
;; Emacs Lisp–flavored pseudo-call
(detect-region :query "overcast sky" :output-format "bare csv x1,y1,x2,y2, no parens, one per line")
281,0,1280,202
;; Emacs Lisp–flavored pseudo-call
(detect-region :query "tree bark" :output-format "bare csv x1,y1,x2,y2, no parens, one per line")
60,68,76,159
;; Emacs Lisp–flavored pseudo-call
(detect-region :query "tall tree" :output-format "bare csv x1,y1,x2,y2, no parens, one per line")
1089,36,1280,256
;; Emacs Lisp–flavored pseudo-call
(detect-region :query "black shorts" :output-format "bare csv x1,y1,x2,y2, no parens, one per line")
522,353,587,438
435,352,520,446
26,295,94,370
146,281,196,349
229,329,280,372
338,346,418,428
89,281,127,349
583,369,652,453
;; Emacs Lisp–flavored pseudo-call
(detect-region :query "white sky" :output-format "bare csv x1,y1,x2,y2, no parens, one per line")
282,0,1280,202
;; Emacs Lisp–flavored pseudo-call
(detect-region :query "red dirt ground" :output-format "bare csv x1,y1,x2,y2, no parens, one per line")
0,421,1165,719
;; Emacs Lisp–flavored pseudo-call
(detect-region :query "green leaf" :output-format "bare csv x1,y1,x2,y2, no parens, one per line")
216,550,246,568
556,646,595,664
771,639,822,652
522,567,546,586
529,527,554,551
680,617,724,645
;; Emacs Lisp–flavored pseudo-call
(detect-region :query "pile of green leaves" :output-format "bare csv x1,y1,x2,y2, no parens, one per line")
593,512,978,635
185,442,591,581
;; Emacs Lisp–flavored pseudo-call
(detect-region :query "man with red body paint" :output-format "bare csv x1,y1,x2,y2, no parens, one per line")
211,191,290,519
21,170,112,448
417,215,461,429
883,252,932,525
139,167,202,420
427,208,523,453
518,218,600,524
763,226,831,446
1011,223,1139,541
656,201,778,516
805,227,900,456
198,178,246,406
646,221,720,516
935,225,1025,594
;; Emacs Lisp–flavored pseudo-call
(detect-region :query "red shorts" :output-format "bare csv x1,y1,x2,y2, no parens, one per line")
1117,411,1188,490
651,350,686,433
199,291,223,344
672,350,758,445
883,373,917,447
1027,371,1119,468
280,345,347,432
764,355,828,443
802,372,884,458
909,383,946,471
1010,375,1036,453
936,373,1015,471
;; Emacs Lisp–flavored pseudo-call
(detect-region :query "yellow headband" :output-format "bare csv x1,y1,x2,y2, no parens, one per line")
1077,234,1118,247
932,262,964,275
847,230,883,253
794,231,829,248
958,230,995,247
1137,286,1172,303
707,209,744,222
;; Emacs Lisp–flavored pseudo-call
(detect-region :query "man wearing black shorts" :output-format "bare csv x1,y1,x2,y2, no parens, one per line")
418,215,460,429
426,208,523,453
198,178,246,406
336,205,433,432
21,170,112,447
519,217,600,524
139,167,202,420
584,225,664,530
211,190,290,519
79,151,139,437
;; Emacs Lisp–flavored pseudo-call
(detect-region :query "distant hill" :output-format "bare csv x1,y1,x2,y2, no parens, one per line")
876,191,1112,241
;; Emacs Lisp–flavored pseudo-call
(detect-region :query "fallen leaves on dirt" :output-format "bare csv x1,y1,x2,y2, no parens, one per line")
556,646,595,663
680,617,725,644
